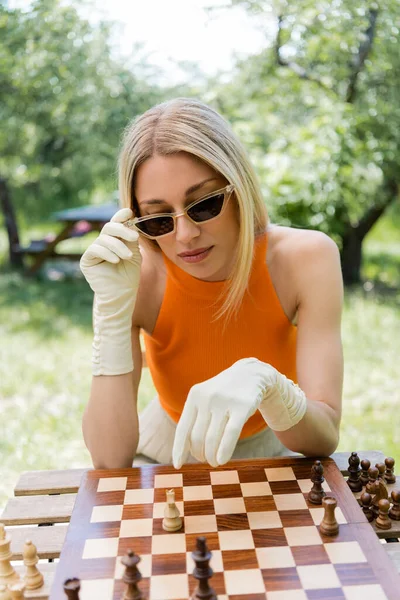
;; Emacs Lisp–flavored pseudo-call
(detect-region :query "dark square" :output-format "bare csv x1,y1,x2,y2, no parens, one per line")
122,503,153,520
183,471,211,486
270,480,302,494
188,571,225,596
93,490,125,506
183,499,215,516
245,496,277,512
126,470,154,489
151,552,187,575
237,468,267,483
86,522,120,539
262,566,302,591
118,535,152,556
292,545,330,566
320,524,355,544
152,517,185,535
113,576,150,600
212,484,242,499
154,486,183,503
280,509,315,528
252,527,287,547
222,548,258,570
335,562,377,586
186,532,220,552
216,513,250,531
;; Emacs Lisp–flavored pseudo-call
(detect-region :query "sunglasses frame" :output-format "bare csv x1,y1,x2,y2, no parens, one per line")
128,184,235,240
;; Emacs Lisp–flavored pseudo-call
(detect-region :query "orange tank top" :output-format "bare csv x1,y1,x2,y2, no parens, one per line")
143,232,297,439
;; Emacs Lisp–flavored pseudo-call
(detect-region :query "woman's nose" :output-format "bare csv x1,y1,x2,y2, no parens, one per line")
174,213,201,243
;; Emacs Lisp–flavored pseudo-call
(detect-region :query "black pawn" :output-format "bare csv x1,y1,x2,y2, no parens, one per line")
121,550,143,600
191,537,217,600
308,460,326,505
63,578,80,599
360,492,374,522
375,462,386,481
384,457,396,484
366,466,379,494
360,459,371,486
347,452,362,492
389,490,400,521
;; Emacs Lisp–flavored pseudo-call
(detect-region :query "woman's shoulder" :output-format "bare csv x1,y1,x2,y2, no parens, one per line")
267,224,339,269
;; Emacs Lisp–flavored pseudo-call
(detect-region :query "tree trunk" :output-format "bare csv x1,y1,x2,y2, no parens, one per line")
0,177,24,267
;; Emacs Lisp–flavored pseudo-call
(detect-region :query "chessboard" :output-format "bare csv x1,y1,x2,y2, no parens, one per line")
49,456,400,600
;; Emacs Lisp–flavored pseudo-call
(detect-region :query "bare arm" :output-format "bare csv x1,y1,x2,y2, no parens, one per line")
82,325,143,469
275,233,344,456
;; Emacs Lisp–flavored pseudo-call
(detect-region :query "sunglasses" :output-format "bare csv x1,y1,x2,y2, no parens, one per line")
126,184,234,239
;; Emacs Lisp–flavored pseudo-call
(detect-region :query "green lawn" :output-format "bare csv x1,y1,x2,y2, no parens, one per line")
0,219,399,511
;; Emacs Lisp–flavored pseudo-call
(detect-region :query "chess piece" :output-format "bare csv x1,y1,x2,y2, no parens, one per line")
347,452,362,492
319,496,339,537
162,489,182,532
384,457,396,484
375,463,386,481
0,584,11,600
366,466,379,494
7,582,25,600
376,499,392,530
191,537,217,600
22,540,43,590
360,459,370,486
308,460,326,505
372,478,389,518
360,492,374,522
0,524,19,586
121,551,143,600
389,490,400,520
63,578,80,599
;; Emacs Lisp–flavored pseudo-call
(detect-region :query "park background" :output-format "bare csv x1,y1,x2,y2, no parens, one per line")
0,0,399,510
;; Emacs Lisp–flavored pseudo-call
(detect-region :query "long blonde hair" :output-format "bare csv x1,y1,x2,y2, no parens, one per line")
118,97,268,322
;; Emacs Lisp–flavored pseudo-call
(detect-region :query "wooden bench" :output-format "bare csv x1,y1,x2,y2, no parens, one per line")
1,451,399,599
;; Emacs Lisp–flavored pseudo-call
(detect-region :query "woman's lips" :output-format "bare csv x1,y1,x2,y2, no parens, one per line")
178,246,213,263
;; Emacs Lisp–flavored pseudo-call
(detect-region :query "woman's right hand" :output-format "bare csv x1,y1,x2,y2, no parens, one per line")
80,208,142,376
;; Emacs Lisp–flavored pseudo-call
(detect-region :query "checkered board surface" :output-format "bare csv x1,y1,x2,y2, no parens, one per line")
51,457,400,600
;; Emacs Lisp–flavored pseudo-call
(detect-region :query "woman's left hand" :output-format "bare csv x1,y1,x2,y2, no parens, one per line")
172,358,307,469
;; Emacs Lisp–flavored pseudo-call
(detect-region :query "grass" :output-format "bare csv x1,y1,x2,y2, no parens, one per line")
0,215,399,511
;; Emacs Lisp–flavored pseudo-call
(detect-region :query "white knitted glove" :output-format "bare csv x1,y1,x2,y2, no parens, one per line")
172,358,307,468
80,208,141,376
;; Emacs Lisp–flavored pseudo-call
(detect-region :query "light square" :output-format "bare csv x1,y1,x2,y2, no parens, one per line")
120,518,153,538
265,467,296,481
115,554,152,579
80,578,114,599
274,493,307,511
214,497,246,514
297,478,331,493
224,568,265,594
218,530,254,551
343,585,388,600
256,546,295,569
150,573,189,600
266,591,307,599
248,511,282,530
297,564,341,590
325,541,367,564
154,473,183,488
152,533,186,555
284,526,322,547
153,501,184,519
97,477,127,492
183,485,213,501
184,514,217,534
210,470,239,485
82,537,119,559
240,482,272,497
90,504,123,523
124,488,154,505
309,506,347,525
187,549,223,573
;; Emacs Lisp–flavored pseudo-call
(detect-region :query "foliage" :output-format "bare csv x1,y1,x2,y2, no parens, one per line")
0,0,164,221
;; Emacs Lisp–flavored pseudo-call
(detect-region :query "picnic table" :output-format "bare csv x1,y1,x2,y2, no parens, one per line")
1,451,399,599
27,202,119,275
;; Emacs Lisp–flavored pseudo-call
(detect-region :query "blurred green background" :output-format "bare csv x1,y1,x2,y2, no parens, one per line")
1,0,399,510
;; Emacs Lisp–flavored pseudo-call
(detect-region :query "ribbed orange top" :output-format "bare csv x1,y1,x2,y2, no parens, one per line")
143,232,297,439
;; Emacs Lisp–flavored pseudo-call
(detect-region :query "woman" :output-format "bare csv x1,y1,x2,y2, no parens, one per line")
80,98,343,470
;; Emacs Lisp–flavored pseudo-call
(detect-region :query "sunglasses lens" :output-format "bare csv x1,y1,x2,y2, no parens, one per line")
187,192,225,222
135,215,174,238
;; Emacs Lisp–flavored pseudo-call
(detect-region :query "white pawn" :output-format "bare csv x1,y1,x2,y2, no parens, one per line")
0,524,19,586
0,584,11,600
22,540,43,590
162,489,182,532
7,582,25,600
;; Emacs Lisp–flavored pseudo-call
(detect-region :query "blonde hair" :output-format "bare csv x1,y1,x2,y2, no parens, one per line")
118,97,268,322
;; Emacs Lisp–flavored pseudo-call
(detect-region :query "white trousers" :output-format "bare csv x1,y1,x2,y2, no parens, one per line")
135,396,295,465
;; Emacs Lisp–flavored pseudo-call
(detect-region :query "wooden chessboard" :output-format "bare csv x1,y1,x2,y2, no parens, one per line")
50,456,400,599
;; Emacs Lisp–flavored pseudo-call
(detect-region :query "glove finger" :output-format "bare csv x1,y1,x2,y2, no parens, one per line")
190,411,212,463
102,221,139,243
95,234,134,260
205,411,230,468
110,208,134,223
216,417,244,466
80,243,120,267
173,405,198,470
